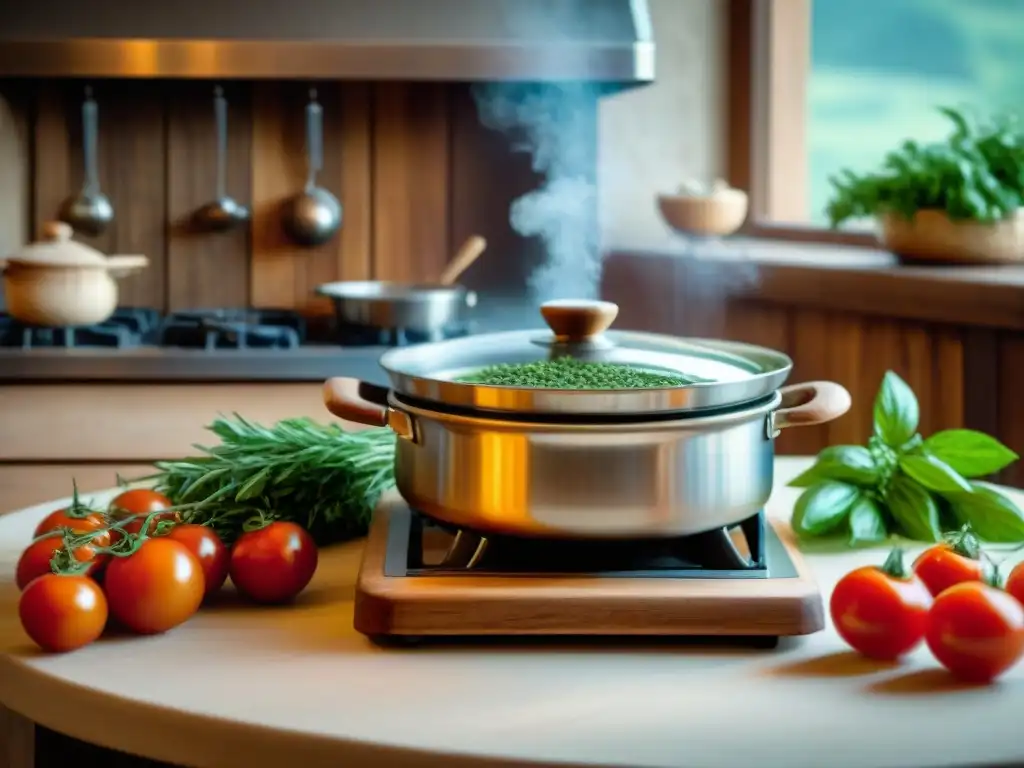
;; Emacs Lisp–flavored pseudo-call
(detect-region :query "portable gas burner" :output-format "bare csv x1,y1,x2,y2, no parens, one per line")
354,500,824,647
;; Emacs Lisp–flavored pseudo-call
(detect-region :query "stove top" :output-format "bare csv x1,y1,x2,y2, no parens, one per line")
0,306,471,350
383,508,799,580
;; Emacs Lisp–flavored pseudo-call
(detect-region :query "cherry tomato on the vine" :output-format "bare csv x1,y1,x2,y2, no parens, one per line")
829,547,933,660
34,507,111,548
15,535,105,591
913,542,988,598
925,582,1024,683
103,538,205,635
19,574,108,653
229,522,318,604
165,524,229,596
109,489,178,538
1004,561,1024,608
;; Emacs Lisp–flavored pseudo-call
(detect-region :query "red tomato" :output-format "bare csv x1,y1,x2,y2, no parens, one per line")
109,489,178,537
1005,561,1024,608
103,538,205,635
19,574,108,653
926,582,1024,683
15,535,105,591
829,547,933,660
34,507,111,548
913,543,987,598
229,522,318,604
165,525,229,596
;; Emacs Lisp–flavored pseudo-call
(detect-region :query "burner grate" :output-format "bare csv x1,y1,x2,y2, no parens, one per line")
159,308,306,350
386,509,791,580
333,320,471,347
0,307,160,349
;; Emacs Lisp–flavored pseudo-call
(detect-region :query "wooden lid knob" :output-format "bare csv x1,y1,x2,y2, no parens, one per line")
540,300,619,342
43,221,74,242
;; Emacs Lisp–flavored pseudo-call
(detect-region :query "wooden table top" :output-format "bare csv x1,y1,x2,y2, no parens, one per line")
1,456,1023,768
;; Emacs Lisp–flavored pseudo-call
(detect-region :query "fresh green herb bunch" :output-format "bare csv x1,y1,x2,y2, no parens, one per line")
143,415,396,546
791,371,1024,546
825,106,1024,227
458,357,709,389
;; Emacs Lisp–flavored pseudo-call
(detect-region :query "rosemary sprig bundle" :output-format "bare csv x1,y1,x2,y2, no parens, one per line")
142,415,397,546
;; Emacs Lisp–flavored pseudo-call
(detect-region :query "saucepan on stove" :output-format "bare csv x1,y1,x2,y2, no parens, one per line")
1,221,148,327
323,299,851,540
315,235,487,335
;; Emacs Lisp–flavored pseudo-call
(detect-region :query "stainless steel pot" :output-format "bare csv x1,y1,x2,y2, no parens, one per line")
322,299,852,539
315,281,478,333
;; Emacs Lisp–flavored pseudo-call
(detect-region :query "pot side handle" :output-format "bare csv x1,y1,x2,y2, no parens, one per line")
323,377,389,427
773,381,852,432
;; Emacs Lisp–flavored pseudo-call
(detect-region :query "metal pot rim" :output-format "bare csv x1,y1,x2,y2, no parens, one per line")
388,389,784,432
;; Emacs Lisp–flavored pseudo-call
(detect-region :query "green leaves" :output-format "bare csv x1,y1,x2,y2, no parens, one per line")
788,445,878,487
789,369,1024,548
898,454,971,493
885,475,942,543
946,482,1024,543
873,371,919,449
825,105,1024,228
922,429,1018,477
792,482,860,537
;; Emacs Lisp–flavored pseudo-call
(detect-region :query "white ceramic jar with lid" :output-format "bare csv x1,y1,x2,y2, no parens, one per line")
1,221,148,327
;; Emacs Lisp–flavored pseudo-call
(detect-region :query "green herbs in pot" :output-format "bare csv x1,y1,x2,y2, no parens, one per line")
825,105,1024,228
790,370,1024,547
457,356,711,389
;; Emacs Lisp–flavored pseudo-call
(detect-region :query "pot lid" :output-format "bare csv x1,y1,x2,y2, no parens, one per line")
377,299,794,415
6,222,109,267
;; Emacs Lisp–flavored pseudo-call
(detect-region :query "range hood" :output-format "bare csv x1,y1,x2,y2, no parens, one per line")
0,0,654,82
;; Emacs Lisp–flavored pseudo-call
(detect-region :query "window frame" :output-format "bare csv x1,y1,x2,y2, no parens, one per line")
726,0,876,246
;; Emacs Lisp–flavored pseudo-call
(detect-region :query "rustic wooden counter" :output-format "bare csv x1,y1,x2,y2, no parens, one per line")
2,457,1024,768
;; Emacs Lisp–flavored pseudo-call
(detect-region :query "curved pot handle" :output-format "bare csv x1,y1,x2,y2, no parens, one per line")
323,377,389,427
773,381,852,433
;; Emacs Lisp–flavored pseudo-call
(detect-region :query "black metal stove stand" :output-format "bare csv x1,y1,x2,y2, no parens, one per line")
384,507,799,580
331,320,471,347
158,309,306,350
0,307,161,349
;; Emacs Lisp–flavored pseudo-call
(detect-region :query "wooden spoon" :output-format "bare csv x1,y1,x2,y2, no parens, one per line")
438,235,487,285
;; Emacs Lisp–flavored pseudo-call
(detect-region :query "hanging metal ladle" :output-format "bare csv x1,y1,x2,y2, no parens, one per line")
194,85,250,232
281,88,342,247
59,86,114,237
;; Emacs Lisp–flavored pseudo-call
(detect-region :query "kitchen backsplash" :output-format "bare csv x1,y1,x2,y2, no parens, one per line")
0,79,598,314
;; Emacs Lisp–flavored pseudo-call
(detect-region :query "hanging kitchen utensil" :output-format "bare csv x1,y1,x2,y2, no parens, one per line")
322,299,851,540
194,86,249,232
1,221,148,327
315,235,487,334
59,87,114,237
282,88,342,247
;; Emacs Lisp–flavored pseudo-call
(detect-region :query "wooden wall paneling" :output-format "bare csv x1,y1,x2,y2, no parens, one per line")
448,84,543,293
931,326,964,433
0,81,30,261
961,327,1001,442
33,82,169,310
372,83,451,282
780,308,833,455
166,82,251,310
997,335,1024,489
250,83,369,313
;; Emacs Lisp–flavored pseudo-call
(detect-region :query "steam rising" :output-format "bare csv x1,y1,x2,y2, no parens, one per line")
472,83,601,302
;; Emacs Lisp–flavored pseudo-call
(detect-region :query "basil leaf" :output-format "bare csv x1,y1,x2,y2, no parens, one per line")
922,429,1019,478
788,446,879,488
947,481,1024,543
847,496,888,547
898,454,972,493
885,475,942,542
873,371,919,449
791,482,860,537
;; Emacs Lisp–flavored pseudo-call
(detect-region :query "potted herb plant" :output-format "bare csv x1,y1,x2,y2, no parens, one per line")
825,106,1024,264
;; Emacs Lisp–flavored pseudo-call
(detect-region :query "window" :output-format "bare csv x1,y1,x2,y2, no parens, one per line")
728,0,1024,243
